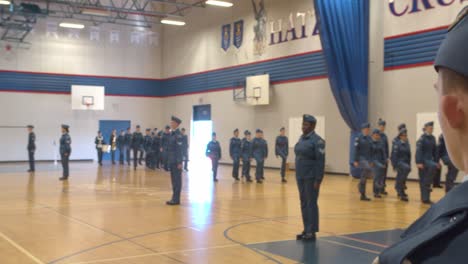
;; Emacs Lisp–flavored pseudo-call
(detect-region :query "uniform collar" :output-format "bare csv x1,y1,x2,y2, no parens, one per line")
302,131,315,139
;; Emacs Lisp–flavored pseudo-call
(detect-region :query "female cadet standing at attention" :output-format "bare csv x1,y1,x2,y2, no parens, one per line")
275,127,289,183
252,129,268,184
294,114,325,241
95,131,105,166
391,128,411,202
230,129,242,181
60,125,72,181
206,132,222,182
241,130,253,182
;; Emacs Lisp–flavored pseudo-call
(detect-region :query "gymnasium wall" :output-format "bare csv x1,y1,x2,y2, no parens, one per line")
0,19,164,161
371,0,466,180
160,0,350,173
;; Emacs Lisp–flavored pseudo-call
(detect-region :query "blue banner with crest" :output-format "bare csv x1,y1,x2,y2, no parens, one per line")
221,24,231,51
233,20,244,49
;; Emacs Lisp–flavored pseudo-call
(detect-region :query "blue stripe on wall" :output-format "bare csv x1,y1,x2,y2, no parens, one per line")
0,51,327,97
384,28,447,69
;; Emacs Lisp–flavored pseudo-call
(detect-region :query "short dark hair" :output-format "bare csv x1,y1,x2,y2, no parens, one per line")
441,67,468,94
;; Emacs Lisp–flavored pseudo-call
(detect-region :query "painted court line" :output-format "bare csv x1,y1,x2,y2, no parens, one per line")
320,238,381,255
0,231,45,264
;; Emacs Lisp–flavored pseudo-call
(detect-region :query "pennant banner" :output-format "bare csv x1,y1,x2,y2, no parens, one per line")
221,24,231,51
233,20,244,49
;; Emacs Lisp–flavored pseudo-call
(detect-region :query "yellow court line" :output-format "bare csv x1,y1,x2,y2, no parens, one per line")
320,238,381,255
0,231,45,264
68,244,241,264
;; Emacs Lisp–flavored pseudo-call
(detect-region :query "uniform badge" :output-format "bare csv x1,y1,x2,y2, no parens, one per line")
221,24,231,51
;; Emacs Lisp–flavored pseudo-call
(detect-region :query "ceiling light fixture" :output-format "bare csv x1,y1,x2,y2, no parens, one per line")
0,0,11,5
206,0,233,7
59,22,85,29
161,19,186,26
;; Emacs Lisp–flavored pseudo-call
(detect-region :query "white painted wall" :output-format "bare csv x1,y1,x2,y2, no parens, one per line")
0,92,164,161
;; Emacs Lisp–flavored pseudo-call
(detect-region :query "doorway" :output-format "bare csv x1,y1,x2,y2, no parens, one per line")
99,120,131,161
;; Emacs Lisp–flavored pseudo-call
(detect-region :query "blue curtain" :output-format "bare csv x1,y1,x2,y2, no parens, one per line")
314,0,369,176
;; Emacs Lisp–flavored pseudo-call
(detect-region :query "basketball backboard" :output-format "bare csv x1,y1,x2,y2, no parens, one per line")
246,74,269,105
71,85,105,110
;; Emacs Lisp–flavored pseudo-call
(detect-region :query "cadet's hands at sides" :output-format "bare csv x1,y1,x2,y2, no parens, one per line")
417,164,424,169
314,182,320,190
353,161,359,168
437,163,442,169
177,164,182,170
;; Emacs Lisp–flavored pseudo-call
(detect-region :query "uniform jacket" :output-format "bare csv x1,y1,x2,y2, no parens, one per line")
152,136,161,154
372,139,387,164
27,132,36,151
380,132,389,160
132,132,144,149
391,139,411,169
124,132,132,147
117,135,125,149
143,135,152,152
167,128,183,164
252,138,268,161
206,141,222,160
416,133,438,164
294,131,325,182
241,138,252,161
353,134,373,162
438,135,452,166
60,133,72,155
275,136,289,158
161,132,171,151
229,137,242,158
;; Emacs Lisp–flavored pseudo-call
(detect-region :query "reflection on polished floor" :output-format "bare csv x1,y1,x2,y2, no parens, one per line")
0,162,445,264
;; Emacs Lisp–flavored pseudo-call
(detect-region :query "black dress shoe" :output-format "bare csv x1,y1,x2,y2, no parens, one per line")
400,197,409,202
281,178,287,183
360,195,371,201
422,200,433,205
59,177,68,181
296,232,306,240
246,179,253,183
166,201,180,206
434,185,444,189
374,194,382,198
381,191,388,195
27,170,35,173
257,180,263,184
302,233,317,241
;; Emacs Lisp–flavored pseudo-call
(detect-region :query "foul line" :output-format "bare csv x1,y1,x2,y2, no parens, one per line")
0,231,45,264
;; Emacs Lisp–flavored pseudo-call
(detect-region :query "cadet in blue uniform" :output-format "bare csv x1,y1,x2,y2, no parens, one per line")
95,131,105,166
166,116,184,206
371,129,387,198
275,127,289,183
181,128,189,171
376,8,468,263
59,124,71,181
117,130,125,165
252,129,268,184
143,129,153,168
132,125,144,170
161,126,171,171
241,130,253,182
294,114,325,241
206,132,222,182
230,129,241,181
378,119,389,195
391,128,411,202
151,130,161,170
416,122,440,204
353,123,373,201
110,129,117,165
438,134,459,193
27,125,36,173
124,128,132,165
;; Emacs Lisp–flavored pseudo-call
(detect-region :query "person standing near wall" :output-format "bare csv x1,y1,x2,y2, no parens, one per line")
275,127,289,183
376,8,468,263
59,124,71,181
377,119,389,195
438,134,459,193
143,128,152,168
252,129,268,184
371,129,386,198
95,131,105,166
416,122,440,204
206,132,222,182
353,123,373,201
110,129,117,165
166,116,184,206
241,130,253,182
294,114,325,241
26,125,36,173
117,130,125,165
230,129,242,181
132,125,144,170
181,128,189,172
124,127,132,166
391,128,411,202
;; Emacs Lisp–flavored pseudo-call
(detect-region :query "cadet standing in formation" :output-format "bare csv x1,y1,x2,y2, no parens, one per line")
371,129,386,198
391,128,411,202
206,132,222,182
353,123,373,201
416,121,440,204
377,119,389,195
150,130,161,170
241,130,253,182
143,128,153,168
166,116,184,206
181,128,189,171
95,131,105,166
162,126,171,171
27,125,36,173
438,134,459,193
117,130,125,165
376,8,468,263
275,127,289,183
294,114,325,241
230,129,241,181
252,129,268,184
110,129,117,165
124,127,132,166
59,124,71,181
132,125,144,170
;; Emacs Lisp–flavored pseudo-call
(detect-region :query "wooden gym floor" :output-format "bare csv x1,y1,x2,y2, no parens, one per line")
0,161,445,264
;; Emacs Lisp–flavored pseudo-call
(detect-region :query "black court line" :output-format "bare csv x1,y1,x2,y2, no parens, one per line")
248,229,404,264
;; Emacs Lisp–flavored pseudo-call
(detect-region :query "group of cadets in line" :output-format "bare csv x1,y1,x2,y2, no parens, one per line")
354,119,459,203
